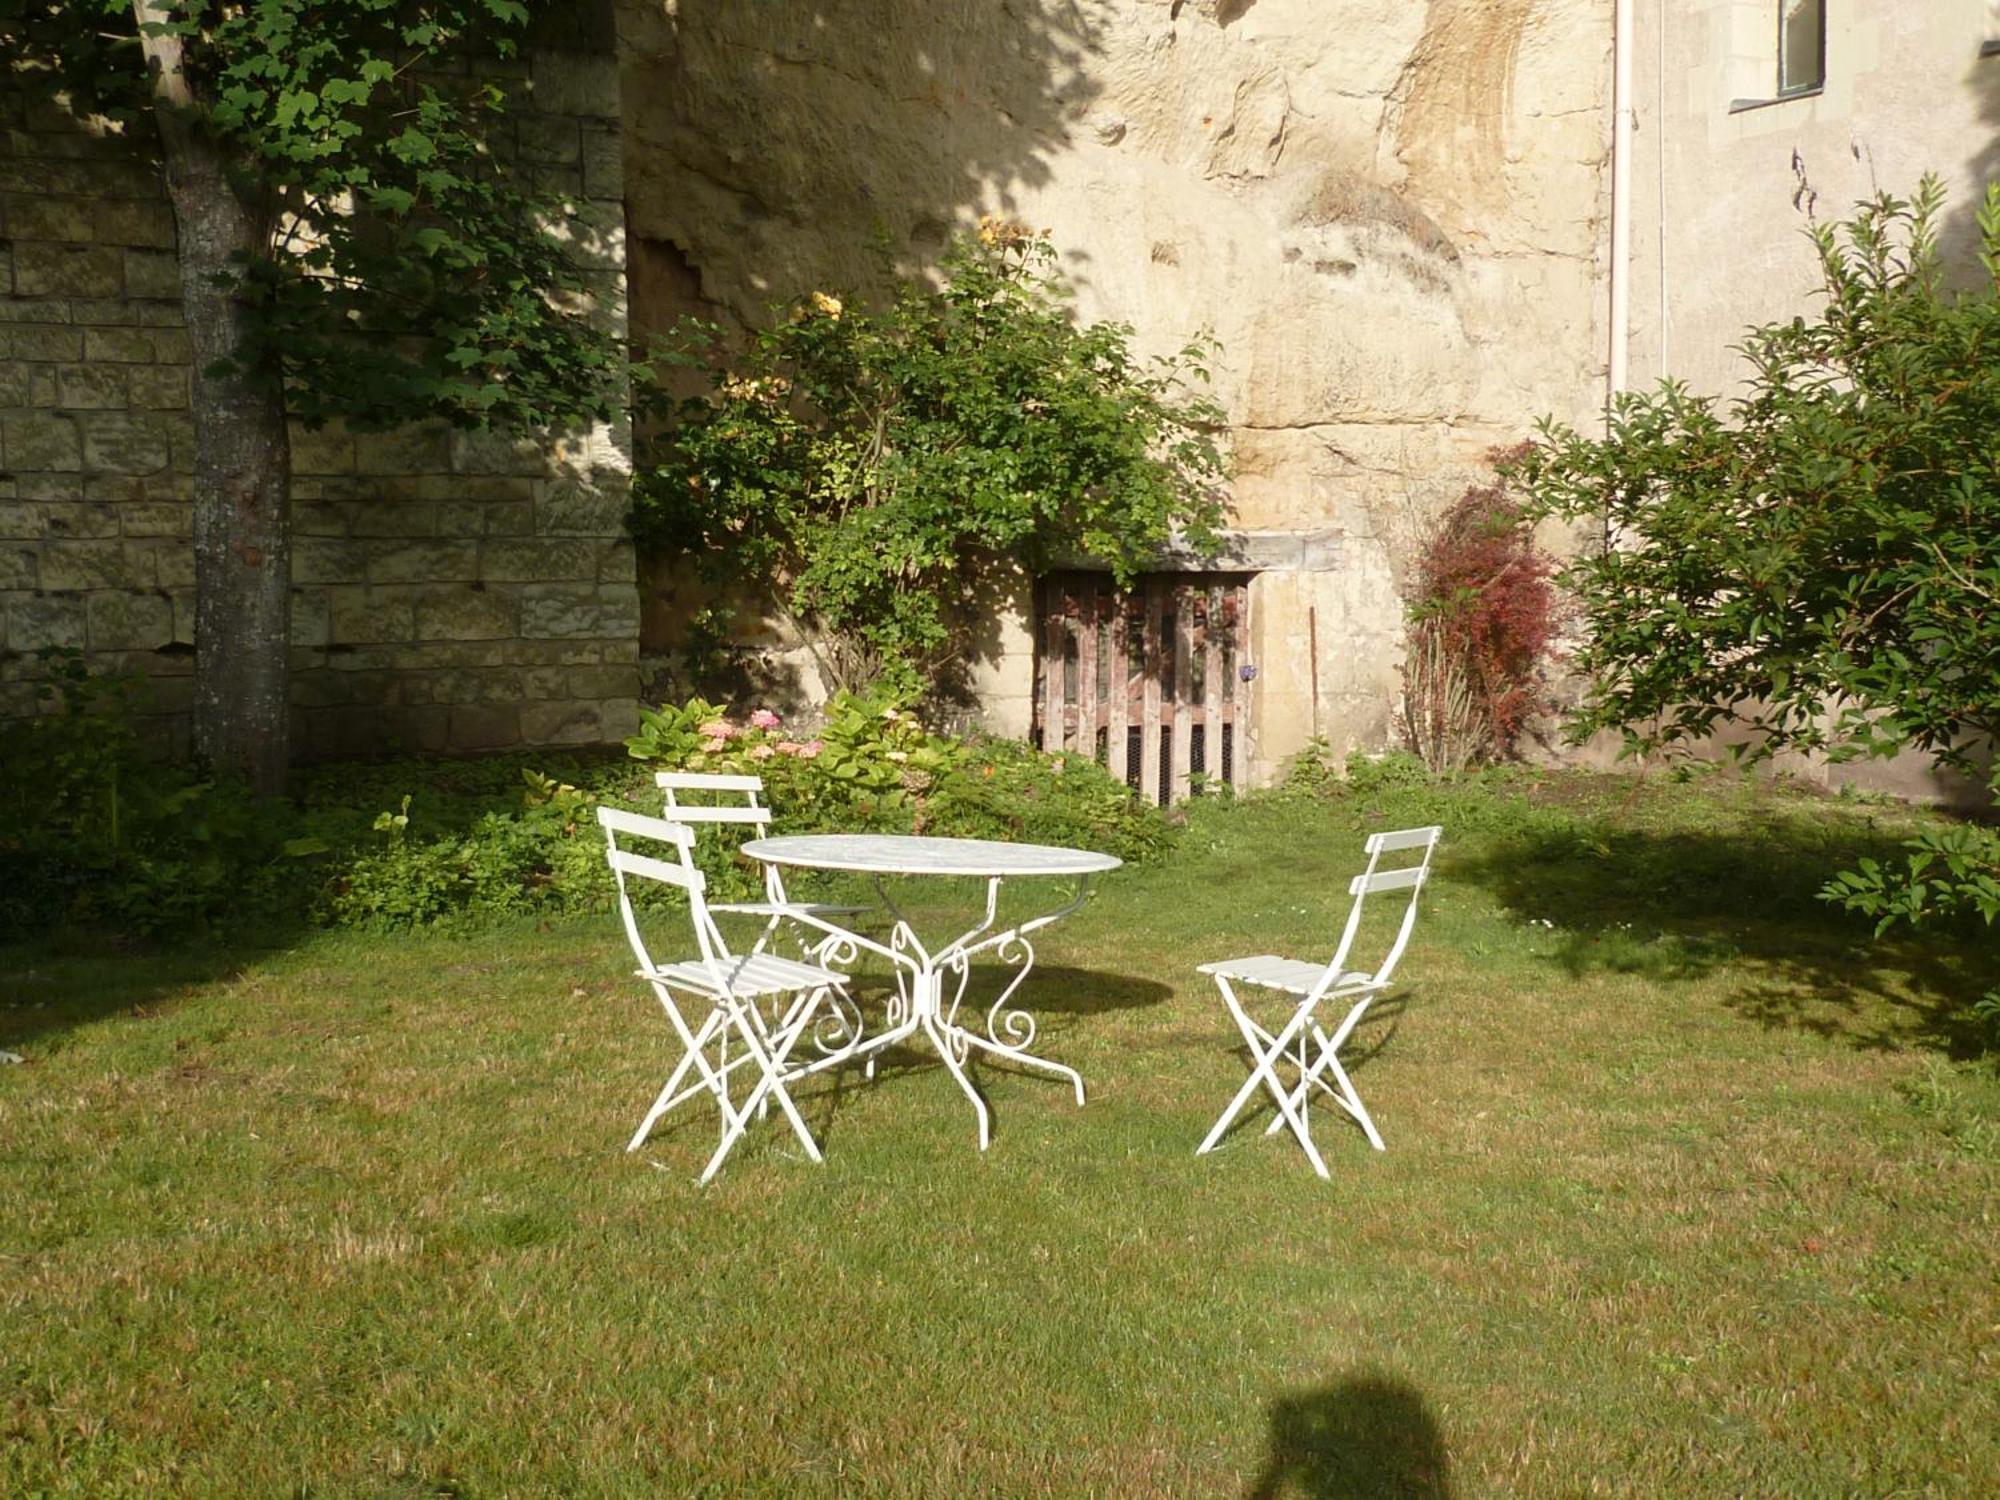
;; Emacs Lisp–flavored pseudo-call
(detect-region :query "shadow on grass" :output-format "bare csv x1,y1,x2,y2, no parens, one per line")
1246,1371,1452,1499
630,964,1171,1154
0,928,304,1056
1446,818,1998,1058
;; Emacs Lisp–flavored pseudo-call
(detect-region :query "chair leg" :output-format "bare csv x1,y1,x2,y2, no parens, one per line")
629,999,728,1153
1268,995,1387,1152
1195,977,1329,1180
699,998,824,1184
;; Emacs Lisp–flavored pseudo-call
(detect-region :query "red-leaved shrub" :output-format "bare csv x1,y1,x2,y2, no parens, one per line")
1400,449,1559,770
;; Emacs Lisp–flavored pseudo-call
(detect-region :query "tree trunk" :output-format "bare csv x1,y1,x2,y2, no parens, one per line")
136,4,293,794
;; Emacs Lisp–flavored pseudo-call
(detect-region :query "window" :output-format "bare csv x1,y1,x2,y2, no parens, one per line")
1777,0,1825,96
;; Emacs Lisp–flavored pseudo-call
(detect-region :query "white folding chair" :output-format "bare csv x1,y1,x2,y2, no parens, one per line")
600,806,851,1183
1195,825,1442,1179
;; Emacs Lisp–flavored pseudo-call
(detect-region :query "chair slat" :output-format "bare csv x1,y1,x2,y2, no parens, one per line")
656,804,771,826
656,771,766,792
1365,825,1443,854
597,806,697,848
1349,865,1427,895
609,847,704,891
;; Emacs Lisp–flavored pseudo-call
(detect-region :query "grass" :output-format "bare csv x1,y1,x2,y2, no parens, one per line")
4,769,1998,1496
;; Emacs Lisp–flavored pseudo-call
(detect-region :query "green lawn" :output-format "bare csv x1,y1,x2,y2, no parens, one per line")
5,771,1998,1496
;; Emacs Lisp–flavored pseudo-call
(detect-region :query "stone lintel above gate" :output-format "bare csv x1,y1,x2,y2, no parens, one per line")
1053,530,1347,575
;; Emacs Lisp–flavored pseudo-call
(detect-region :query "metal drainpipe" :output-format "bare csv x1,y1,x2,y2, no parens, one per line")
1609,0,1634,405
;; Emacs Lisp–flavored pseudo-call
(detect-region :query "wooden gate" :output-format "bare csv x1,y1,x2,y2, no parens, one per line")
1033,572,1252,805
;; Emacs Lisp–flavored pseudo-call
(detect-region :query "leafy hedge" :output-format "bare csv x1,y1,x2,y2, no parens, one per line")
1,668,1169,940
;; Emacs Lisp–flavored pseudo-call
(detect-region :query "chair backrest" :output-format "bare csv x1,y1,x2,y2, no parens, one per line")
598,805,728,978
656,771,792,904
1326,825,1443,988
656,771,772,827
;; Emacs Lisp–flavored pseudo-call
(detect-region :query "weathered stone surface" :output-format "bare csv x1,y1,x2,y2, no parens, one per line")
85,589,172,650
8,592,86,650
520,699,605,744
415,585,517,641
617,0,1607,776
368,540,480,584
3,49,634,757
5,412,83,471
80,412,170,474
520,582,640,639
14,243,123,297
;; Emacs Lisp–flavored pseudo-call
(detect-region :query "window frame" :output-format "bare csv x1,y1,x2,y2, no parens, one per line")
1776,0,1827,99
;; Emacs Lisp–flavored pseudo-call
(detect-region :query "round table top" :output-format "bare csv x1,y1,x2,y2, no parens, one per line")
741,833,1122,879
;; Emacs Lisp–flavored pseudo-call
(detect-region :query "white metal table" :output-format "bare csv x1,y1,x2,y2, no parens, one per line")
740,833,1121,1150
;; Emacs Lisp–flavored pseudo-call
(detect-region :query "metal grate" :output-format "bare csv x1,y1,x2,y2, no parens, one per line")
1033,572,1252,804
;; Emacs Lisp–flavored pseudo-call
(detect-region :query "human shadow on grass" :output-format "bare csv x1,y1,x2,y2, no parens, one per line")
1245,1371,1452,1500
1445,819,1998,1058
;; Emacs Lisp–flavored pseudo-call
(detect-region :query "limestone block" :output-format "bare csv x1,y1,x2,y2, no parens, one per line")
14,243,122,297
594,538,637,583
293,503,351,538
117,501,190,538
11,326,85,362
350,501,436,538
92,199,176,249
329,587,416,645
449,427,548,476
122,250,180,300
353,423,451,475
41,539,152,590
148,329,193,363
533,477,628,535
289,420,355,475
0,364,30,406
81,327,151,363
414,585,516,641
0,546,35,589
516,114,581,165
53,365,125,410
291,538,368,585
599,696,640,740
520,699,604,744
143,539,193,588
125,365,189,410
581,123,624,199
367,540,480,584
481,537,597,582
19,475,84,503
86,589,172,650
0,503,39,539
40,502,120,540
80,412,170,474
4,412,81,472
531,49,621,119
447,703,522,750
8,592,85,650
8,195,95,241
520,582,641,640
564,663,640,699
290,588,331,647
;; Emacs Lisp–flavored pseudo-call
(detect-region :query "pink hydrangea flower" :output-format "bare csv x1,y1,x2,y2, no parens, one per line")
749,708,782,730
775,740,805,757
698,719,738,740
748,743,775,761
798,740,824,759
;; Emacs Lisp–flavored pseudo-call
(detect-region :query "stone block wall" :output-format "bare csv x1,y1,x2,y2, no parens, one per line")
0,27,638,760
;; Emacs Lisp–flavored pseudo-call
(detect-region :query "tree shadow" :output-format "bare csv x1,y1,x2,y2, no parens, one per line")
1942,46,2000,278
1245,1371,1452,1500
617,0,1115,701
0,929,302,1055
1446,816,1998,1058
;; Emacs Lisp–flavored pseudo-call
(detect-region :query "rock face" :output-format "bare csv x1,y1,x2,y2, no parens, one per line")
617,0,1613,776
